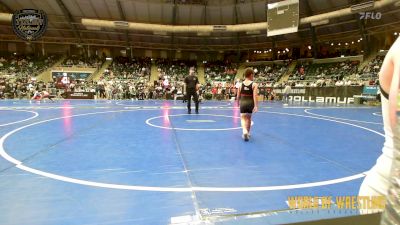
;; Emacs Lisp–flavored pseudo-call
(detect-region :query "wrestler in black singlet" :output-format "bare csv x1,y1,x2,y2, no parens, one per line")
240,82,255,114
380,84,389,99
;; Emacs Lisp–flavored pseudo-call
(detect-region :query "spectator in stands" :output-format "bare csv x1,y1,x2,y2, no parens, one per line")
282,82,291,105
335,80,344,86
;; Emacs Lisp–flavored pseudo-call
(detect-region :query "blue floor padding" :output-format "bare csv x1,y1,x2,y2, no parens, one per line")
0,100,383,225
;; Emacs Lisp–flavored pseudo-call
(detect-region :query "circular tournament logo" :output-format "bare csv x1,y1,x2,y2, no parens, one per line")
11,9,48,41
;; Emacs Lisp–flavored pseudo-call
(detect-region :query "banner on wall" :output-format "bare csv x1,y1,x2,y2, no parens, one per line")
273,86,365,104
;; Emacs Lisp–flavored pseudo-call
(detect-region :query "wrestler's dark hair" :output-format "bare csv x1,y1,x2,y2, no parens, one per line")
243,68,254,78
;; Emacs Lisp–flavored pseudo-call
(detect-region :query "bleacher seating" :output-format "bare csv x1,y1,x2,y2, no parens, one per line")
288,60,360,86
253,63,288,83
156,59,197,85
108,57,151,81
204,61,238,83
93,57,152,100
359,55,385,81
0,53,387,99
0,54,60,78
61,55,103,68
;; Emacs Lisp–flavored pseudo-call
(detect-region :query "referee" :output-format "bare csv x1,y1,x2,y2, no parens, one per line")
184,67,200,114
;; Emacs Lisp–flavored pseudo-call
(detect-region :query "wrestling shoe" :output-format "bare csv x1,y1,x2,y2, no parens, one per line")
243,133,250,142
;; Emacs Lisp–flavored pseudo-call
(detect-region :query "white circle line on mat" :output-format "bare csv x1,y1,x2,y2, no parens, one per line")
304,108,383,125
0,110,39,127
0,109,382,192
116,101,231,108
146,114,244,131
372,112,382,117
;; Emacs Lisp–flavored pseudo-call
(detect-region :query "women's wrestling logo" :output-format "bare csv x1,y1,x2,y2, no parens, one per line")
12,9,48,41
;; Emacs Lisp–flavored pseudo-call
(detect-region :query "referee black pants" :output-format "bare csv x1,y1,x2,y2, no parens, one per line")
186,90,199,112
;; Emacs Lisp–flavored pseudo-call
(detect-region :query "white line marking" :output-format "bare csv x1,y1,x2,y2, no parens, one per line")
0,110,39,127
170,215,195,224
146,114,243,131
0,106,74,110
304,108,383,125
372,112,382,117
13,164,367,192
0,109,382,192
186,120,216,123
116,101,231,108
115,102,139,107
282,106,312,108
261,110,384,138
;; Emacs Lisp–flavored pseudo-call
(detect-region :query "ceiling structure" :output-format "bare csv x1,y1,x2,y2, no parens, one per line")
0,0,399,51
